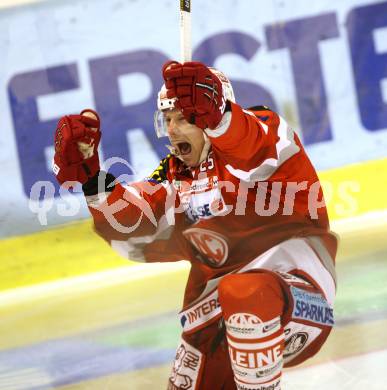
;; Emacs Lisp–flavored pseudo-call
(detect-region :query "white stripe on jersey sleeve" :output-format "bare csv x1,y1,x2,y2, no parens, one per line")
204,111,232,138
225,115,300,182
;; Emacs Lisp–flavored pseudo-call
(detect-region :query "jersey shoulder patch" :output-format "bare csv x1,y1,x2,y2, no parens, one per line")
247,105,272,112
246,105,274,123
147,154,172,183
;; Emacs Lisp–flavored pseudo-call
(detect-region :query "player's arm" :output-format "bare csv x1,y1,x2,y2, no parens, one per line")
82,171,172,242
52,111,175,254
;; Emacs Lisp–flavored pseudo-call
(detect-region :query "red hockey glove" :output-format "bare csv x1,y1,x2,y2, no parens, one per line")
53,109,101,185
162,61,225,130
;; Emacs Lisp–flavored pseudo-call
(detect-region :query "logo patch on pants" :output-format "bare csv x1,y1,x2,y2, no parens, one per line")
291,286,334,326
168,339,204,390
283,321,322,363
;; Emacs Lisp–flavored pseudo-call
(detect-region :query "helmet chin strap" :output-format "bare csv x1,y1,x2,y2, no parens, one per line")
165,132,211,166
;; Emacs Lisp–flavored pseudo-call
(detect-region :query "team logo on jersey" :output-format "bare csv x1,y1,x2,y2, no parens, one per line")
183,228,229,267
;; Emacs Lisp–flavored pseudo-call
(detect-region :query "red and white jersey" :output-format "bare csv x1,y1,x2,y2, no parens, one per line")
86,102,337,308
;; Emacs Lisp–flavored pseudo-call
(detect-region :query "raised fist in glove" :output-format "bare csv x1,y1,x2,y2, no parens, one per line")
162,61,226,130
53,109,101,185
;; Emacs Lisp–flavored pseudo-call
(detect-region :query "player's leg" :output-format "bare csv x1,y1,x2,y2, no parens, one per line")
218,271,285,390
167,324,236,390
218,269,335,389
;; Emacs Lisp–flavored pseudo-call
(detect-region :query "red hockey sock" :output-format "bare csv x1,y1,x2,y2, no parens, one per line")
218,271,285,390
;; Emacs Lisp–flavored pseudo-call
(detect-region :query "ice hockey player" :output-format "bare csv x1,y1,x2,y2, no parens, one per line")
53,60,338,390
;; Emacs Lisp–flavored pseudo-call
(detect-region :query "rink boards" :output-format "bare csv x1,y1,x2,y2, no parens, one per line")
1,157,386,292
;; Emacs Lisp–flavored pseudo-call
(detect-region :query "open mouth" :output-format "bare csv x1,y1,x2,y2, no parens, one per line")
176,142,192,156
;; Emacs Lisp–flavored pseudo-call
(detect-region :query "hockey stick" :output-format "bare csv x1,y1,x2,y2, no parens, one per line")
180,0,192,62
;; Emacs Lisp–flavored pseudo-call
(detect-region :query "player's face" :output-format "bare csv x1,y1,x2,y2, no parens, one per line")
164,109,205,167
